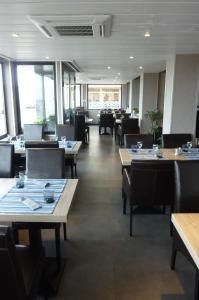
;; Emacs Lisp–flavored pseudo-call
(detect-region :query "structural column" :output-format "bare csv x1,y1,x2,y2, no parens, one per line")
163,54,199,135
139,73,159,133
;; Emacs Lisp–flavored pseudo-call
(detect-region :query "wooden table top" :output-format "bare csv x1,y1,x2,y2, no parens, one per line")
172,213,199,269
0,178,78,223
119,148,187,166
14,141,82,155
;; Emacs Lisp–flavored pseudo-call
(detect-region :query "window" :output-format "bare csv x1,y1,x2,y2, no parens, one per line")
76,84,81,107
16,63,56,133
0,64,7,136
88,85,121,109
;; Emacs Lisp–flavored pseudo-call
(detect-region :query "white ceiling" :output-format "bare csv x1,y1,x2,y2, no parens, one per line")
0,0,199,83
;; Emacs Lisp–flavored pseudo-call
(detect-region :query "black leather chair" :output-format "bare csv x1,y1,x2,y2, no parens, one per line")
124,134,154,148
122,160,174,236
25,141,58,148
171,160,199,270
56,124,75,141
75,115,89,143
0,144,14,177
56,124,77,178
118,118,139,145
26,148,65,179
162,133,192,148
0,225,44,300
23,124,43,141
99,113,114,135
14,148,67,250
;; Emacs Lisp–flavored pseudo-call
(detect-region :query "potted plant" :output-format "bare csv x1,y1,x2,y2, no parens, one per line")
132,107,139,118
144,109,162,143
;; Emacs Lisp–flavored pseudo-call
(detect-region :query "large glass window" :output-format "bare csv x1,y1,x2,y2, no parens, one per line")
88,85,121,109
16,63,56,133
0,64,7,136
76,84,81,107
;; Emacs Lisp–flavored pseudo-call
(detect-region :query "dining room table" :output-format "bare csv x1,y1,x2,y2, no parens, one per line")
0,177,78,296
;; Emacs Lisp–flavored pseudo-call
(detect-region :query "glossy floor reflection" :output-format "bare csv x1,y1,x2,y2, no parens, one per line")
42,126,194,300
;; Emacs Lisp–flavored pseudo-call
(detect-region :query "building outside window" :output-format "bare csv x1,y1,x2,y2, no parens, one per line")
16,63,56,133
0,63,7,136
88,84,121,109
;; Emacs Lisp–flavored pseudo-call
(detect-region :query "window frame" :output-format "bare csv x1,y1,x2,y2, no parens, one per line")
13,61,57,134
87,84,122,110
0,62,8,138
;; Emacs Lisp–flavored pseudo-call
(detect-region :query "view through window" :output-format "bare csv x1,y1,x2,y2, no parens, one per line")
0,64,6,136
16,64,56,132
88,85,121,109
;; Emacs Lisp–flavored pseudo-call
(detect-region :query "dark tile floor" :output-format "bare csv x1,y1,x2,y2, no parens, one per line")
43,126,194,300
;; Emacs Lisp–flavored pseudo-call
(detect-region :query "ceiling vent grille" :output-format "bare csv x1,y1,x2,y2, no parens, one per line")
27,15,112,38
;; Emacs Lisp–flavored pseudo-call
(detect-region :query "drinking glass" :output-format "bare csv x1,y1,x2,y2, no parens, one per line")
153,144,159,152
137,141,143,149
61,136,66,144
7,134,12,143
186,141,192,153
15,174,24,189
43,190,54,203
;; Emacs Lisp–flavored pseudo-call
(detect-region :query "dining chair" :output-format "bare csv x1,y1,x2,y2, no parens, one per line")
25,141,59,148
13,148,68,248
0,144,14,177
0,225,44,300
162,133,192,148
56,124,77,178
99,113,114,135
118,118,139,145
75,115,89,143
23,124,43,141
124,134,154,148
122,160,174,236
171,161,199,272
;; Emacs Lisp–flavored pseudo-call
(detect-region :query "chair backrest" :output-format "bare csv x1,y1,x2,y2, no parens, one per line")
99,113,114,127
0,144,14,178
162,133,192,148
174,161,199,212
124,134,154,148
130,160,174,206
25,141,58,148
121,118,139,134
26,148,65,178
75,115,86,142
0,225,27,300
56,124,75,141
23,124,43,141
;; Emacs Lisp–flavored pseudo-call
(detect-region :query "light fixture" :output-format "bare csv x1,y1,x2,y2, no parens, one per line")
129,56,134,59
144,31,151,37
12,33,19,38
139,66,143,70
117,72,120,76
45,56,50,59
107,66,111,70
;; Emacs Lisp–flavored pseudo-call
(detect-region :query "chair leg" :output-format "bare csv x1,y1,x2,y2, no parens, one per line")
194,270,199,300
71,165,74,179
170,239,177,270
122,189,127,215
74,163,77,176
130,207,133,237
63,223,67,241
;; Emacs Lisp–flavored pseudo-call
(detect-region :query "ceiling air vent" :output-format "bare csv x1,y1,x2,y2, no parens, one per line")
27,15,112,38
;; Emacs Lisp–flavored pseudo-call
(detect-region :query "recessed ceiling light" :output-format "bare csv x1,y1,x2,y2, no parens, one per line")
129,56,134,60
12,33,19,38
117,72,120,76
144,31,151,37
139,66,143,70
45,56,50,59
107,66,111,70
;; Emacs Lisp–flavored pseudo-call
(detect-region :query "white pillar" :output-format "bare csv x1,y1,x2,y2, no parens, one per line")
163,54,199,135
55,61,64,124
139,73,159,133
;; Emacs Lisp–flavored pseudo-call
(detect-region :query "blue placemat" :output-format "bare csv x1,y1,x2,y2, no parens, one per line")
59,141,77,150
9,179,67,193
0,193,61,214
